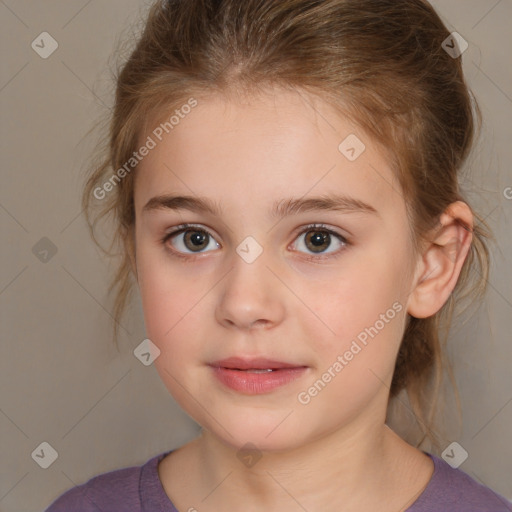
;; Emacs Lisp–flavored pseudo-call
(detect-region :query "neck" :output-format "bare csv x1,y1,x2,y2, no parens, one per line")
187,413,424,511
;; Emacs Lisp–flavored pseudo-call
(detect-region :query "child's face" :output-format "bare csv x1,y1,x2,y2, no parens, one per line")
133,88,419,451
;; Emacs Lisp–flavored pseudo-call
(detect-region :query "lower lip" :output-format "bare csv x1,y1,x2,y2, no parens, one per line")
210,366,308,394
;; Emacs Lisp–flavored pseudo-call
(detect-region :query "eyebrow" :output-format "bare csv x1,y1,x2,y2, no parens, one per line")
142,193,380,219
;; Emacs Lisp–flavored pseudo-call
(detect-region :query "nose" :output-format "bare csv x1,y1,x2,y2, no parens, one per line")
215,247,286,331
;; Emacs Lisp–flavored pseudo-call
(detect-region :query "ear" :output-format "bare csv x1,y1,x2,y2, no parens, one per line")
406,201,473,319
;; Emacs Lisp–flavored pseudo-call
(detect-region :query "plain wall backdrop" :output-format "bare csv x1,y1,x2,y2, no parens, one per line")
0,1,511,510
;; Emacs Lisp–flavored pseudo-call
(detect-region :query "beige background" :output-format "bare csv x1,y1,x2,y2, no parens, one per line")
0,1,511,510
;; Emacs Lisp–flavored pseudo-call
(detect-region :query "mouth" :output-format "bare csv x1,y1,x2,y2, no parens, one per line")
208,357,308,394
209,356,306,370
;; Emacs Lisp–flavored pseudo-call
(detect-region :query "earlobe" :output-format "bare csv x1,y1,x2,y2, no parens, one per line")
406,201,473,319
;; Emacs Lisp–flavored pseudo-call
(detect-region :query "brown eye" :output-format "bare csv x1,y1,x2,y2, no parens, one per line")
163,226,220,254
293,224,348,257
304,230,331,253
162,223,348,259
182,230,209,252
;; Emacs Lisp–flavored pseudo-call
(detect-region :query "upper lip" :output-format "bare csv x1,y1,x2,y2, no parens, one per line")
209,357,307,370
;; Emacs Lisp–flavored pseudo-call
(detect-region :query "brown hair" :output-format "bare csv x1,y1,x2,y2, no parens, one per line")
82,0,492,449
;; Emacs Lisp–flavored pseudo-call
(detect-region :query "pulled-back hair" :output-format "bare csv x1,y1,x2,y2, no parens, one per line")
82,0,492,449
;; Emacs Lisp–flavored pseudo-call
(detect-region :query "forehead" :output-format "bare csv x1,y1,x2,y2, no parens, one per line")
134,89,402,218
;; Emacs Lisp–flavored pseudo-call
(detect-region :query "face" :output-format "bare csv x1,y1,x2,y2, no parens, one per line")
132,88,419,452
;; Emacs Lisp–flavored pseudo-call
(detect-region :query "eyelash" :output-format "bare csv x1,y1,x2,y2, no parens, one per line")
160,223,350,261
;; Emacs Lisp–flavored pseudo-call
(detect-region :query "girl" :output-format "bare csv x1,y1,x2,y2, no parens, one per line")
46,0,511,510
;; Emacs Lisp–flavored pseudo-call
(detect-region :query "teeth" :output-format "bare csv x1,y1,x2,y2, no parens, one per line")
245,368,274,373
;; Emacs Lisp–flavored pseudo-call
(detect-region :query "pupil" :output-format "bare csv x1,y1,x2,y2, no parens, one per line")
308,231,329,252
191,232,204,245
186,231,208,251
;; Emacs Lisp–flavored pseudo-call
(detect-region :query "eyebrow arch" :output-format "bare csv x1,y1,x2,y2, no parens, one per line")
142,193,380,218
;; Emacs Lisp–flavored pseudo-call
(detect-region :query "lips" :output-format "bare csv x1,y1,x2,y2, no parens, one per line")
209,356,306,371
209,357,308,394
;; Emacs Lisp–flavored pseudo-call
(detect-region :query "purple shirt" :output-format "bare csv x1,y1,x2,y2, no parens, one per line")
45,451,511,511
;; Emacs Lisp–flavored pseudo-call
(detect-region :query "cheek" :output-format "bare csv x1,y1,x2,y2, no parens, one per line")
296,261,409,417
136,245,203,351
303,250,407,353
296,270,407,419
136,260,207,404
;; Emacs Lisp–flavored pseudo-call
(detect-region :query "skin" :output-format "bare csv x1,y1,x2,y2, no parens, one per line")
129,87,473,511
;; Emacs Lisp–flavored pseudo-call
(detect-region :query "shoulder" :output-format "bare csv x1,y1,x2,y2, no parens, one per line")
408,454,512,512
44,451,171,512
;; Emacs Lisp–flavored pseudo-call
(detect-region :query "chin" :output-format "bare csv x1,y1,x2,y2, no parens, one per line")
202,412,310,454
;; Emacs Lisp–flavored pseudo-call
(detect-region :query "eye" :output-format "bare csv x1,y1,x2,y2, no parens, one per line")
161,224,220,255
161,223,349,259
291,224,348,258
